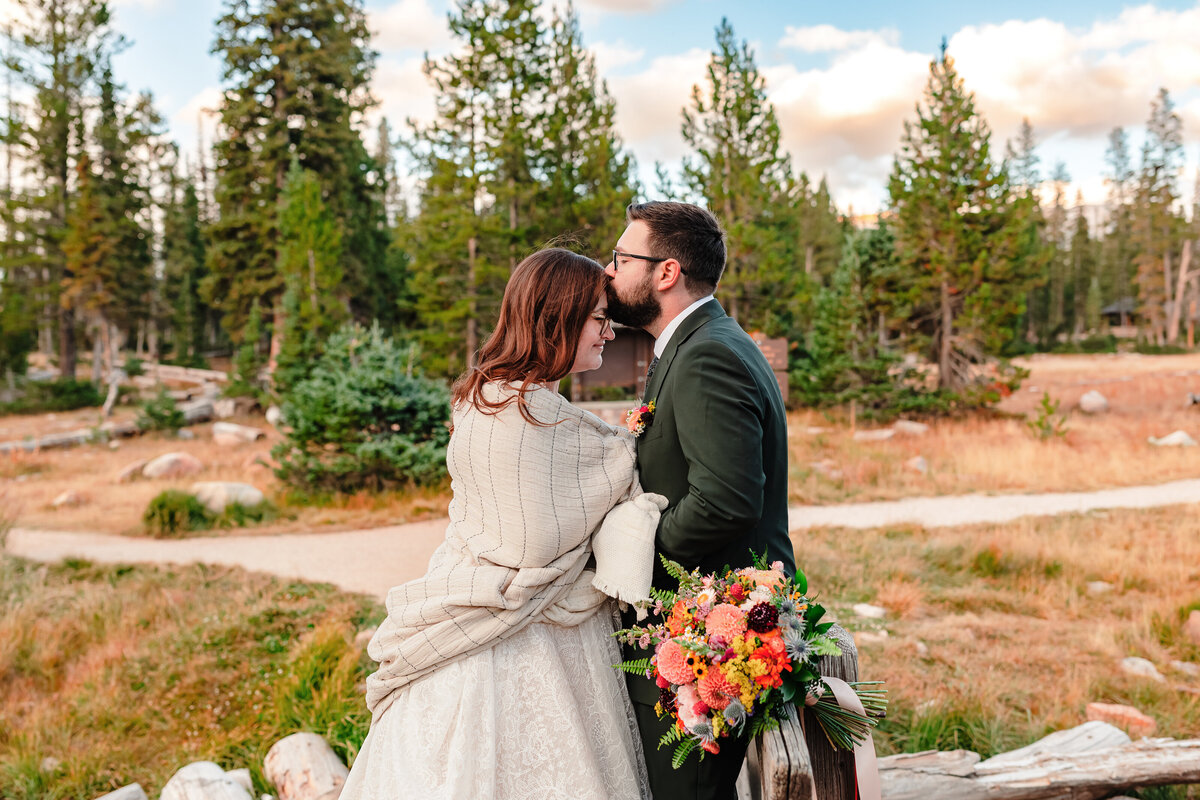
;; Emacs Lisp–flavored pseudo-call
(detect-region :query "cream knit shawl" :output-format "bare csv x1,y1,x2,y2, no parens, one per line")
365,383,639,720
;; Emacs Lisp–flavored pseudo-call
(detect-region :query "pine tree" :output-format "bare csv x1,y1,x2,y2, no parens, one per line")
1102,126,1136,324
2,0,124,379
276,158,345,363
204,0,389,346
161,171,210,364
681,18,802,330
1068,195,1098,336
887,45,1038,390
540,3,637,254
1132,88,1185,342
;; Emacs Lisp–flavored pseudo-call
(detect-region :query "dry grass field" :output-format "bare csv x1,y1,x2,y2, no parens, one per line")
803,504,1200,758
789,352,1200,504
4,352,1200,535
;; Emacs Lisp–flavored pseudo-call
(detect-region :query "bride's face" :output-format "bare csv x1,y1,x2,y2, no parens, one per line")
570,299,615,374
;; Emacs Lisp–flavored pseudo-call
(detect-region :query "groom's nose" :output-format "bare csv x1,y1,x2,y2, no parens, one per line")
604,261,617,278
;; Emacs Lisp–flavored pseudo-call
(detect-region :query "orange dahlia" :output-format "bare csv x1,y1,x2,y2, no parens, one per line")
697,668,739,710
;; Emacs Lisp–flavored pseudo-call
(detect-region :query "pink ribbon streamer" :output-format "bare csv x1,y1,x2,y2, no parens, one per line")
821,677,882,800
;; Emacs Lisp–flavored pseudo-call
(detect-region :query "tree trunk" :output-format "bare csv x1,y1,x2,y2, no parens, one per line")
1166,240,1192,344
939,281,953,390
58,305,76,380
467,235,478,370
268,299,284,377
264,732,349,800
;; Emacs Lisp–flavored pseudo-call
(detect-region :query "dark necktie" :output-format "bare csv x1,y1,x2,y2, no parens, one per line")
644,355,659,390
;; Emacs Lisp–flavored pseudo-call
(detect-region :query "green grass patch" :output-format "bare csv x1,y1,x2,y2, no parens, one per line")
0,556,383,799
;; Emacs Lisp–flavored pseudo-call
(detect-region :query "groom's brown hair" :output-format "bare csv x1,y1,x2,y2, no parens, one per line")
452,247,606,425
626,201,726,296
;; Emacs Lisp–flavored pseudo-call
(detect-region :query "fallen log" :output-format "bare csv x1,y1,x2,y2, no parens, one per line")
264,732,349,800
881,725,1200,800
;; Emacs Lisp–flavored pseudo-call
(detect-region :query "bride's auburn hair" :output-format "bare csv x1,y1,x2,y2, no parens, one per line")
451,247,607,424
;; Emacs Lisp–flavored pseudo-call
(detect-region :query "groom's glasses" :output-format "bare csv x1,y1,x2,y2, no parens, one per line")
611,249,668,272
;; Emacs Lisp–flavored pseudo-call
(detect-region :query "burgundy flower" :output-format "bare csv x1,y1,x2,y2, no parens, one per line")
747,601,779,633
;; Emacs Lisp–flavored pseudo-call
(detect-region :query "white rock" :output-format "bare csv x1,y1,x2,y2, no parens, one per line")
1148,430,1198,447
1086,581,1114,595
51,491,83,508
354,627,378,649
893,420,930,436
904,455,929,474
853,428,895,442
914,640,929,657
1170,660,1200,677
853,602,888,619
40,756,61,772
266,405,284,427
93,784,148,800
213,398,237,419
853,630,889,645
143,452,204,479
213,421,265,446
116,458,150,483
191,481,265,514
108,440,120,450
1120,656,1166,683
177,429,196,440
810,459,842,479
161,762,252,800
1184,610,1200,645
1078,390,1109,414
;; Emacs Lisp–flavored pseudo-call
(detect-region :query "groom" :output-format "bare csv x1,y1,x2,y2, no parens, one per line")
606,201,795,799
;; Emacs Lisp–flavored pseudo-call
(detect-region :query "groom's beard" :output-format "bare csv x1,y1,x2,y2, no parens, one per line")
606,273,661,330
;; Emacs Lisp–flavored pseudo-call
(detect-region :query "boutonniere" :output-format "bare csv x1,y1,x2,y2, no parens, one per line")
625,400,656,438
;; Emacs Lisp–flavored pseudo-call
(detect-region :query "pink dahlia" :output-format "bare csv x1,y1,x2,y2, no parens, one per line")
697,668,739,711
706,603,748,641
657,639,695,685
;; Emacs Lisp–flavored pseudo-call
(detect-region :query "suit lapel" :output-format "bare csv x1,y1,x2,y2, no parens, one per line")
644,299,724,402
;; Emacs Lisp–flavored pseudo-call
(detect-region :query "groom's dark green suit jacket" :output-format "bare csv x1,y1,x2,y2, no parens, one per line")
624,298,795,709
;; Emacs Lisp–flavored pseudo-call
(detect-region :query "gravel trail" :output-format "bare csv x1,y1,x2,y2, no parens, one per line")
8,479,1200,598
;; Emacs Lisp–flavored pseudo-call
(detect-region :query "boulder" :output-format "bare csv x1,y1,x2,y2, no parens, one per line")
1148,430,1197,447
1086,580,1114,595
116,458,149,483
1085,702,1156,738
893,419,930,436
1120,656,1165,683
853,428,895,442
266,405,284,427
143,452,204,480
1170,660,1199,678
1183,610,1200,646
853,603,888,619
51,491,83,508
213,398,237,419
212,421,265,446
904,455,929,474
1078,390,1109,414
264,732,348,800
177,429,196,440
160,762,252,800
192,481,265,514
93,785,148,800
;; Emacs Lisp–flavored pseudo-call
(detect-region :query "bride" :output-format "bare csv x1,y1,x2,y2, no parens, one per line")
340,248,658,799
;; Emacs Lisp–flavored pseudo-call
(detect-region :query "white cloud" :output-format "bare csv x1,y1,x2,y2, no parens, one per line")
370,0,452,53
604,48,709,169
369,55,438,133
109,0,166,8
575,0,679,13
779,24,899,54
589,41,646,76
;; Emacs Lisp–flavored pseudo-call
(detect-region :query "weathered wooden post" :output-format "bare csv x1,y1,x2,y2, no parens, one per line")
739,624,862,800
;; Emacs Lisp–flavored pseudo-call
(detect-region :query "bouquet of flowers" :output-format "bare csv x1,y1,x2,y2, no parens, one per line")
615,553,886,768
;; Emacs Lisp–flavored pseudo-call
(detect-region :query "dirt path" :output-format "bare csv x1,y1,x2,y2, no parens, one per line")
8,478,1200,598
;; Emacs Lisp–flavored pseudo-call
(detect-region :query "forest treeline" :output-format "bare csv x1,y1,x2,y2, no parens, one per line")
2,0,1198,415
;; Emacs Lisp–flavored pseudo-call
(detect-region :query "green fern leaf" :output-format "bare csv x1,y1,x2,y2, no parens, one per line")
612,657,654,675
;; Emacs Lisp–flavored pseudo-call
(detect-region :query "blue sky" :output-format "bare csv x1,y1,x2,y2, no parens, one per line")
11,0,1200,213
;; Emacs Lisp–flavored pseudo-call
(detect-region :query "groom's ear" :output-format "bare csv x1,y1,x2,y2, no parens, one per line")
655,259,685,291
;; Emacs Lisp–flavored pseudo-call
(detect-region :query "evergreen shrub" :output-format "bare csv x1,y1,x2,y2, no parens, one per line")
136,389,185,432
0,378,103,415
143,490,213,537
272,322,451,493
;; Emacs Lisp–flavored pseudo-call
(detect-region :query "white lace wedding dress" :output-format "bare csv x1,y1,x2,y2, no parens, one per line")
340,603,650,799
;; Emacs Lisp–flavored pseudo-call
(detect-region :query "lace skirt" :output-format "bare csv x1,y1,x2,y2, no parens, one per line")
341,605,651,800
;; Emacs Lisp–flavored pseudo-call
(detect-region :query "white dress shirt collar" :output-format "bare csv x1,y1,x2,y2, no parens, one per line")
654,295,715,358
